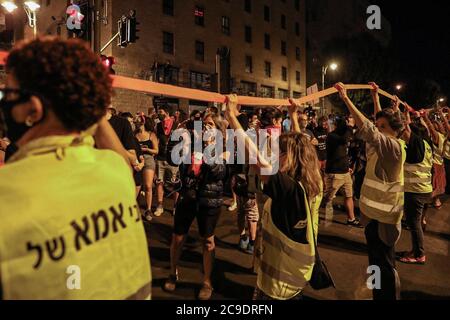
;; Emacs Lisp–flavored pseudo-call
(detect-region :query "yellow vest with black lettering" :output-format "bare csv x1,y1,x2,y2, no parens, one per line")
256,182,322,300
0,135,152,300
404,140,433,194
433,133,446,166
360,139,406,225
443,137,450,160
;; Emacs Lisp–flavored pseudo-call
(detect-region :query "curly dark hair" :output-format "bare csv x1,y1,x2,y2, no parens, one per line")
6,37,113,131
376,108,404,133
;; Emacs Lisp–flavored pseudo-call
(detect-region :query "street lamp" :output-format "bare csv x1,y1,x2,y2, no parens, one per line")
322,62,338,116
24,1,40,38
1,1,40,38
1,1,17,13
395,84,403,91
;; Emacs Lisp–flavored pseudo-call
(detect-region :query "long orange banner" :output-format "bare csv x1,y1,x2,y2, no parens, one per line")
0,51,407,108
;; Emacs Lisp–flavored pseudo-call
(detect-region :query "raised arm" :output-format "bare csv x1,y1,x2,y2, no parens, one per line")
225,95,272,181
401,109,412,144
423,111,439,145
438,108,450,134
335,83,368,129
369,82,382,117
288,99,301,133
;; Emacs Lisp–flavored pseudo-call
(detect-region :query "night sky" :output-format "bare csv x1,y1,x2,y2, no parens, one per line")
373,0,450,107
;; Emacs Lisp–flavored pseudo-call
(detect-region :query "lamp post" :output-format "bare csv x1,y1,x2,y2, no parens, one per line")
321,62,338,116
2,1,40,38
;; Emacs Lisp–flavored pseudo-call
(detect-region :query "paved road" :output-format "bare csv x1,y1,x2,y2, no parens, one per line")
144,195,450,300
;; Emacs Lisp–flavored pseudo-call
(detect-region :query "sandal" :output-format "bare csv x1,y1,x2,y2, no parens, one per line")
163,274,178,292
198,283,213,300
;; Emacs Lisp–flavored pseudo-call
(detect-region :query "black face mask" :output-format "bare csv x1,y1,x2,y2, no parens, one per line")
0,98,32,143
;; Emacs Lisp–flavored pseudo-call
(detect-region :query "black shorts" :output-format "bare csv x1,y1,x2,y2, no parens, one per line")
173,198,221,238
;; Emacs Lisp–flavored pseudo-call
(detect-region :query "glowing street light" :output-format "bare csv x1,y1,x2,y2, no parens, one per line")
396,84,403,91
2,1,40,38
1,1,18,13
321,62,339,115
24,1,40,12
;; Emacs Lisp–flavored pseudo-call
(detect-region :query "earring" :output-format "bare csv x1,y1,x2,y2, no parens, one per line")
25,117,34,127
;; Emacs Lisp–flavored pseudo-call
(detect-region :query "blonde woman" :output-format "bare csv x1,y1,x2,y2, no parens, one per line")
226,95,323,300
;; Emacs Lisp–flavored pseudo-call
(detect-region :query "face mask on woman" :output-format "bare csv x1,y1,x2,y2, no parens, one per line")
0,90,43,143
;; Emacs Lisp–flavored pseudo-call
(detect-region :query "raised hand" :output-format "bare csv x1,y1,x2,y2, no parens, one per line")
368,82,379,95
288,98,300,115
334,82,348,100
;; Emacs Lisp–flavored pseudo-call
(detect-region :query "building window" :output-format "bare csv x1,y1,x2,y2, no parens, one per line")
264,33,271,50
296,71,301,85
195,41,205,62
281,14,286,29
245,56,253,73
296,47,301,60
293,91,301,98
281,41,287,56
195,6,205,26
264,61,271,78
163,0,174,16
260,85,274,98
282,66,287,81
264,5,270,22
241,81,257,96
222,16,230,35
245,25,252,43
190,71,210,90
295,0,300,11
163,32,174,54
245,0,252,13
295,22,300,36
278,89,289,99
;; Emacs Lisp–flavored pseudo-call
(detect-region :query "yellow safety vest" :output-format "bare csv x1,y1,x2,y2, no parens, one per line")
433,133,446,166
444,137,450,160
360,139,406,225
404,140,433,194
256,181,322,300
0,135,151,300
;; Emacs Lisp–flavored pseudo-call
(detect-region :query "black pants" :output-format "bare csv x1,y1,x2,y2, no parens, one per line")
353,167,366,200
445,158,450,195
404,192,431,258
364,220,400,300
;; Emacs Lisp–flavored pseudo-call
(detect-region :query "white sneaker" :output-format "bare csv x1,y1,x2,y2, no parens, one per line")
228,202,237,211
154,205,164,217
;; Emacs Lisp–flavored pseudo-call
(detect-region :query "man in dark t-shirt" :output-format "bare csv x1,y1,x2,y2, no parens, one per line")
314,116,329,164
323,117,361,227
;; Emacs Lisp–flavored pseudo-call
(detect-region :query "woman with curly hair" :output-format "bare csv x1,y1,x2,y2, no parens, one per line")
0,37,151,300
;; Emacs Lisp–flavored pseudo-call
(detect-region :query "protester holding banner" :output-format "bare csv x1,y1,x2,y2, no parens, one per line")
0,37,151,299
226,94,323,300
395,111,432,265
424,110,447,209
335,82,406,300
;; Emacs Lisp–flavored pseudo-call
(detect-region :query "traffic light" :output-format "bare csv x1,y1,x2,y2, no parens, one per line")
117,15,128,48
126,10,139,43
101,55,116,75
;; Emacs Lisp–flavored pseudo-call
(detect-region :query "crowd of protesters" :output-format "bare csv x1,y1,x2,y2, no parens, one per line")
0,37,449,301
